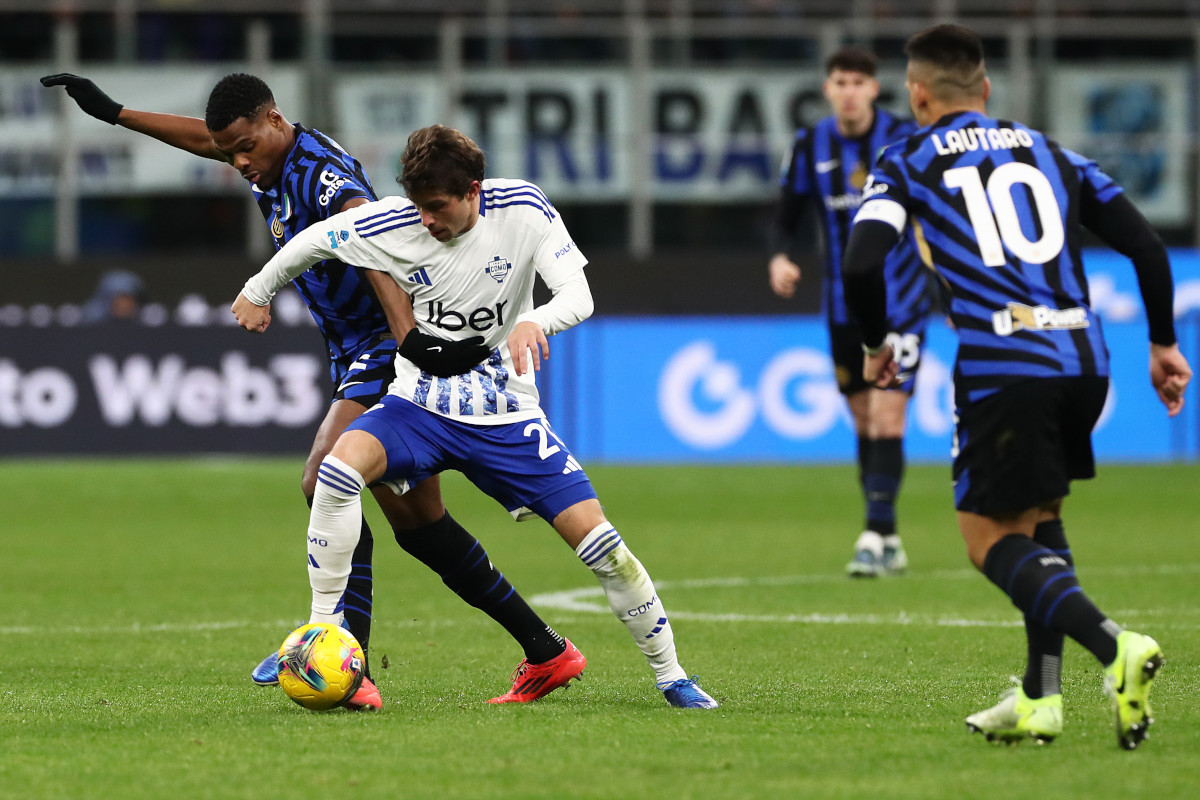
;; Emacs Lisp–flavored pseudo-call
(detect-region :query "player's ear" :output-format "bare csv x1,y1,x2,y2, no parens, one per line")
907,80,929,116
981,76,992,103
465,180,481,201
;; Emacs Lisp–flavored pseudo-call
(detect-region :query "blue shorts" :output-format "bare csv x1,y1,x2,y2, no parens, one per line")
348,395,597,522
333,337,397,407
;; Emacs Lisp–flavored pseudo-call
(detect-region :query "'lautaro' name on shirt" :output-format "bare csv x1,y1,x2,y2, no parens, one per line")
932,126,1034,156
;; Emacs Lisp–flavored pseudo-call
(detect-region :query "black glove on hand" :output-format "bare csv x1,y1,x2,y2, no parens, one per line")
41,73,124,125
398,330,493,378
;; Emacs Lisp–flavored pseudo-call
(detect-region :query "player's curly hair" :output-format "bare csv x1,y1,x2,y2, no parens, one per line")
398,125,485,199
826,46,877,77
205,73,275,132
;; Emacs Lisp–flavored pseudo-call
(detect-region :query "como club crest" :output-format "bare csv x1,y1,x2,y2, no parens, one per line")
485,254,512,283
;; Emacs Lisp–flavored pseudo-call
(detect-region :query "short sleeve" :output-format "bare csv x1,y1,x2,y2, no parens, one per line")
307,162,372,221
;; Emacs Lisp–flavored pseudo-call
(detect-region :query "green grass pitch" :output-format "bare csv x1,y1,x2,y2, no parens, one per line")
2,459,1197,799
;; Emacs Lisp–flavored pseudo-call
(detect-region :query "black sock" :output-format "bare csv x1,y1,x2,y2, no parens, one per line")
863,437,903,536
343,516,375,679
856,435,871,494
983,533,1118,667
395,512,566,664
1022,520,1070,699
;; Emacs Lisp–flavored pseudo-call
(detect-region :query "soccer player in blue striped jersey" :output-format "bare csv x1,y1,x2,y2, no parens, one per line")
842,24,1192,748
769,46,933,577
43,73,586,707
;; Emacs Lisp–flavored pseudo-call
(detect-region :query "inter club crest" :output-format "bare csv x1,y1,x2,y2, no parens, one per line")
485,255,511,283
270,194,293,241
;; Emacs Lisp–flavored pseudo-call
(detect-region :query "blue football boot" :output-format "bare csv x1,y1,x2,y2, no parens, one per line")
251,650,279,686
661,677,718,709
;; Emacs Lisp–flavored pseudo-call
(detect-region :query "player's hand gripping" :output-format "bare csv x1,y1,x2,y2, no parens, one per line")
862,342,900,389
1149,342,1192,417
40,73,124,124
508,321,549,377
398,329,492,377
231,292,271,333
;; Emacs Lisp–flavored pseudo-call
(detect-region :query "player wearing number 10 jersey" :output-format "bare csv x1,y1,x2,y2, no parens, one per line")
843,24,1191,749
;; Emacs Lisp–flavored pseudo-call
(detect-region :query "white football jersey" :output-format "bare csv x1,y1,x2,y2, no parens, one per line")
243,178,589,425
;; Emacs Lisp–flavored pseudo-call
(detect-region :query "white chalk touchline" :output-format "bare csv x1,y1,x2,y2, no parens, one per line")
528,565,1200,629
6,564,1197,636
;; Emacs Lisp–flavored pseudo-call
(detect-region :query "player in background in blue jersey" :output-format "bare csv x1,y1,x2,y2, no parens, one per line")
769,46,933,577
42,73,588,707
842,24,1192,749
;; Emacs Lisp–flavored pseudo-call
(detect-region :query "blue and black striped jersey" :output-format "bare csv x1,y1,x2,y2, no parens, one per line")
778,107,929,328
252,124,387,383
855,110,1119,403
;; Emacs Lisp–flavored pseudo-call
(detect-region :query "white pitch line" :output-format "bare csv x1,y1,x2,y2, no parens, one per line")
529,565,1200,629
7,564,1198,637
0,617,466,638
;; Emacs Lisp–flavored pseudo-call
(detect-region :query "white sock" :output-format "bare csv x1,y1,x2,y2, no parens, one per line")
307,455,365,623
575,522,688,688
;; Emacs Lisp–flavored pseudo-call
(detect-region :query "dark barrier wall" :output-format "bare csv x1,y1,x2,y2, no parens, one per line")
1,325,329,455
4,248,823,318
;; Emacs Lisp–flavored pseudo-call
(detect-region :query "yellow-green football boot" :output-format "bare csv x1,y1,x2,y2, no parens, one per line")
966,686,1063,744
1104,631,1164,750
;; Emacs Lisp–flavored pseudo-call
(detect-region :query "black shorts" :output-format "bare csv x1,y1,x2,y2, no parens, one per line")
952,376,1109,516
332,336,398,408
829,322,923,396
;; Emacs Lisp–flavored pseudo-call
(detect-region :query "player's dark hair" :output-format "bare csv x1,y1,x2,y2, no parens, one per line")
398,124,486,198
205,73,275,132
826,46,877,77
904,24,987,100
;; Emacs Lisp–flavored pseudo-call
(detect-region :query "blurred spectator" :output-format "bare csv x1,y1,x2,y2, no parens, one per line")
81,269,146,324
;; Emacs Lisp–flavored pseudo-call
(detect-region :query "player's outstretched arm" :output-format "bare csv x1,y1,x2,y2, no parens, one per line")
41,73,223,161
1149,343,1191,417
240,214,352,306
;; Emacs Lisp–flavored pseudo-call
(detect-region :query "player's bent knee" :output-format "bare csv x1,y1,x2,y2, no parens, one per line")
551,498,607,549
327,430,389,485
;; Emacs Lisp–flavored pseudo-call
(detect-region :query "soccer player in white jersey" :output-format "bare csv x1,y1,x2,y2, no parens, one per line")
232,124,717,709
